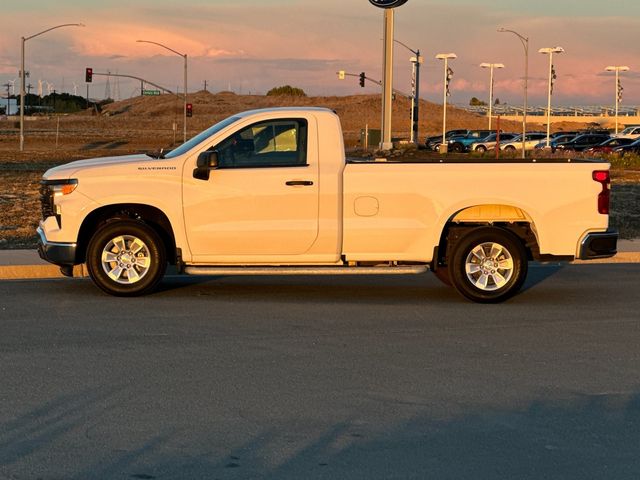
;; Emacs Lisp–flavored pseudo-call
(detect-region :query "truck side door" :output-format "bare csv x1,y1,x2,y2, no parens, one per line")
183,118,319,259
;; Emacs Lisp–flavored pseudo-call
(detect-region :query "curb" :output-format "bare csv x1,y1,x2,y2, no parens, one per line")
0,264,87,280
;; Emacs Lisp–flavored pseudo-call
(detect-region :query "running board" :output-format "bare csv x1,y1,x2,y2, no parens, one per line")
183,265,429,276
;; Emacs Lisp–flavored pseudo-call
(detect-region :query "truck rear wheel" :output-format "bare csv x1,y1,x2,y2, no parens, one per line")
448,227,527,303
86,220,166,296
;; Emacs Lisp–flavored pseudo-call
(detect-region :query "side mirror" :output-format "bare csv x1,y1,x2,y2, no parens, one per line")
193,151,219,180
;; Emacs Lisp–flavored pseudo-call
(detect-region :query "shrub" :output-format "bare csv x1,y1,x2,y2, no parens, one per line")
266,85,307,97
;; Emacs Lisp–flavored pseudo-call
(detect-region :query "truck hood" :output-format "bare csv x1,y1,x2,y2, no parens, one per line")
43,154,157,180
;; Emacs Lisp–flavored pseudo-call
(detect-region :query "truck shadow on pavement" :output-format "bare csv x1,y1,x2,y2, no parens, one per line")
151,264,563,305
1,389,639,479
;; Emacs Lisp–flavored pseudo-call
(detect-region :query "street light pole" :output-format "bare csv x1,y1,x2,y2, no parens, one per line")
497,28,528,158
436,53,456,153
605,65,630,134
19,23,84,152
137,40,188,143
380,8,395,150
394,39,423,145
539,47,564,148
480,63,505,130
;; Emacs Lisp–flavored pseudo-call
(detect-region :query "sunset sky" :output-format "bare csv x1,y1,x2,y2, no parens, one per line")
1,0,638,106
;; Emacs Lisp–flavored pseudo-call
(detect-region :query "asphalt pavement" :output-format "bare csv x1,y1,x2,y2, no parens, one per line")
1,264,639,479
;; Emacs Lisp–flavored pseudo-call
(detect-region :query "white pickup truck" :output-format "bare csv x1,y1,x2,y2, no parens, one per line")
38,107,617,302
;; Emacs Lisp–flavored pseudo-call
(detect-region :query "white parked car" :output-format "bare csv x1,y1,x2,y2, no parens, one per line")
499,133,548,152
612,125,640,140
470,133,518,153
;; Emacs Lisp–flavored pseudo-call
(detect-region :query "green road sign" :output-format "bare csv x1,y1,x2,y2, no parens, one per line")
142,89,161,96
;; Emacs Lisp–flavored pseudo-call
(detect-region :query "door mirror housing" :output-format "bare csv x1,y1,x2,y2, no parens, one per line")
193,151,219,180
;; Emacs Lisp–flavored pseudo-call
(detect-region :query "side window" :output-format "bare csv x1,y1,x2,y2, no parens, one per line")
213,119,308,168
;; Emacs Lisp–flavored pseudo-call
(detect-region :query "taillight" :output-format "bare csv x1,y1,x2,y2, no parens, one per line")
592,170,610,214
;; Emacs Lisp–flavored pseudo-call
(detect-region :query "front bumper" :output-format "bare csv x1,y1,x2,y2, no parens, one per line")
579,230,618,260
37,226,77,266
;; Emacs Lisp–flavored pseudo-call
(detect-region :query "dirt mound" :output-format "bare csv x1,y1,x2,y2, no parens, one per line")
100,91,529,142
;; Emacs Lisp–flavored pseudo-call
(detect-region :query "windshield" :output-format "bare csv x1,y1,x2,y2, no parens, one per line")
163,116,241,159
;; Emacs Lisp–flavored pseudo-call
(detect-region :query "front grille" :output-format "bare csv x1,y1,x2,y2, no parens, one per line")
39,182,55,220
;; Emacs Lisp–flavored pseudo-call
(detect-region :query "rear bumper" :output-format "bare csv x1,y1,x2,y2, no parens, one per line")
37,226,77,266
579,230,618,260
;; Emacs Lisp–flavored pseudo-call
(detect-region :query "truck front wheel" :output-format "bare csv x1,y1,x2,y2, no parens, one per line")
86,220,166,296
448,227,527,303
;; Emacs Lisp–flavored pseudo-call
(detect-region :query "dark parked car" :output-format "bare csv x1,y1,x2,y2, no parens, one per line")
425,129,470,151
447,130,494,153
534,134,578,150
554,134,611,152
585,137,636,154
612,138,640,156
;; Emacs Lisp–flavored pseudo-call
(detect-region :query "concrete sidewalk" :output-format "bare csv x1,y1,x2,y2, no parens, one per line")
0,240,639,281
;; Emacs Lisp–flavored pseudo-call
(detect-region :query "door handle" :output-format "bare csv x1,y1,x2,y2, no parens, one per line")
285,180,314,186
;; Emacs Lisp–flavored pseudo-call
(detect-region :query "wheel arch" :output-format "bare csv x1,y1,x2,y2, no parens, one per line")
76,203,178,265
433,204,541,269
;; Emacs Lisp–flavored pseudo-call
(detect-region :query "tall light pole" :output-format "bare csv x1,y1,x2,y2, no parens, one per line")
394,39,423,145
497,28,528,158
479,63,505,130
137,40,188,143
436,53,456,153
605,65,630,134
380,8,395,150
20,23,84,152
539,46,564,148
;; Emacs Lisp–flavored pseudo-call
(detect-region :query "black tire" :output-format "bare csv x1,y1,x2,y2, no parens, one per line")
475,145,487,153
504,145,516,152
448,227,528,303
86,220,167,296
451,142,464,153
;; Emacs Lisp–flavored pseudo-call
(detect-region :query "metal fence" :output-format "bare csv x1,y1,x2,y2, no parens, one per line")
460,105,640,117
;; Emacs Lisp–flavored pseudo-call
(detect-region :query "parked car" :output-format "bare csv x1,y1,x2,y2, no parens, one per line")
585,137,636,154
550,131,579,139
554,133,611,152
425,129,470,151
534,134,578,150
447,130,495,153
612,137,640,156
500,133,547,152
611,125,640,140
470,133,518,153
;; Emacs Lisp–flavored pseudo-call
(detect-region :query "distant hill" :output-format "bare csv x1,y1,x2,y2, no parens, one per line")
100,91,528,145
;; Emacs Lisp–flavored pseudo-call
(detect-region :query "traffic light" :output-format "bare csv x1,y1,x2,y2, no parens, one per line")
85,67,93,83
446,67,453,97
186,103,193,117
359,72,366,88
550,65,557,95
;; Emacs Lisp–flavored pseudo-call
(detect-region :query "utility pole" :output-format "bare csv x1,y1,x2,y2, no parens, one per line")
203,80,208,92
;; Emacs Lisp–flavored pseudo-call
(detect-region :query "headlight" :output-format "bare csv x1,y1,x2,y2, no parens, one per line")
40,179,78,227
48,179,78,196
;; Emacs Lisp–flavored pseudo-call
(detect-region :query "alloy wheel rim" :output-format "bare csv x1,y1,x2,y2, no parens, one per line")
464,242,514,291
100,235,151,284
